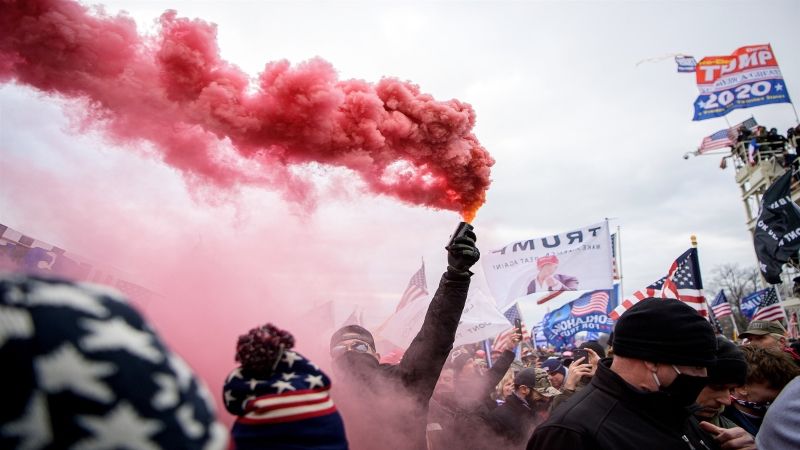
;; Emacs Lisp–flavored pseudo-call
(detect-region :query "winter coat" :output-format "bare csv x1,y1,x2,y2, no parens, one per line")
527,360,720,450
489,393,542,448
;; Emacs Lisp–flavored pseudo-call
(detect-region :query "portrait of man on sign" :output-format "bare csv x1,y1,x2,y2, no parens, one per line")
526,255,579,294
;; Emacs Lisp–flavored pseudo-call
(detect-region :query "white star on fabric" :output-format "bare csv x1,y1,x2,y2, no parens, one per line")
271,380,296,394
775,83,784,91
281,372,298,381
248,378,260,391
305,374,325,389
223,390,236,406
74,402,162,450
0,305,34,348
80,317,163,364
282,351,301,368
35,343,116,403
167,353,194,390
225,368,243,383
152,373,179,410
205,423,228,450
1,391,52,450
26,284,108,317
696,99,706,108
308,361,320,371
176,404,204,439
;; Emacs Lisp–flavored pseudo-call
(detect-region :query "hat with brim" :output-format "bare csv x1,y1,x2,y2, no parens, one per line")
740,320,786,338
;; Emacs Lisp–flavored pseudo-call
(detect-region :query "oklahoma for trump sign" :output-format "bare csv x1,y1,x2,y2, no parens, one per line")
482,222,613,310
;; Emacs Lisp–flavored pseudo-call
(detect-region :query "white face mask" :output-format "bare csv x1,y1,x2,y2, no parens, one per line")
652,365,681,387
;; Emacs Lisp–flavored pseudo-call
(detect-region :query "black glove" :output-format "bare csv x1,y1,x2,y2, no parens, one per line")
446,229,479,275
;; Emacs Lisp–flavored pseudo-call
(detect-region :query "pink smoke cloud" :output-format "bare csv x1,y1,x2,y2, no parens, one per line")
0,0,493,220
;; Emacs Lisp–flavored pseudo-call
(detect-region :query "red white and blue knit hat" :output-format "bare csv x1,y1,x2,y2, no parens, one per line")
223,323,348,450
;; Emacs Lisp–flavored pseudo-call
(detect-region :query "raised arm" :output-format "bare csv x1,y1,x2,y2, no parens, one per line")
398,227,480,402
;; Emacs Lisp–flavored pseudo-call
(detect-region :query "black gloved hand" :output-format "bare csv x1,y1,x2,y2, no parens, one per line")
446,229,479,275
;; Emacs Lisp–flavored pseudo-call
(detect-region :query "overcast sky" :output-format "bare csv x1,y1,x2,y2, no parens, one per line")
2,0,799,330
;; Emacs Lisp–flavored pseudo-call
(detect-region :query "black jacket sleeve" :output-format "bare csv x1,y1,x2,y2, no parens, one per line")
396,270,471,403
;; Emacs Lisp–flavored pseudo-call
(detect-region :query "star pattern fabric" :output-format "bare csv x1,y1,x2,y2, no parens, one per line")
80,317,163,363
223,350,335,417
1,392,52,450
35,343,117,403
0,275,225,449
222,346,347,449
0,305,34,347
74,402,162,450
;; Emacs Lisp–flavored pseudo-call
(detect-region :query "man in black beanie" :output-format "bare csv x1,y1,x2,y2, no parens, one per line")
693,337,756,450
528,298,718,450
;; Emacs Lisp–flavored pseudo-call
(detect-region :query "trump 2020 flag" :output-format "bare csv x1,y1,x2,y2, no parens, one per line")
482,222,613,310
693,44,792,121
753,170,800,284
542,287,618,350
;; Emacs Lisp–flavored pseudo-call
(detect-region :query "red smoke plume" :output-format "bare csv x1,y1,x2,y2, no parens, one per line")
0,0,493,220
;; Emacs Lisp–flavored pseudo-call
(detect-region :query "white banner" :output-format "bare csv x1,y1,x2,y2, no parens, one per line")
379,287,512,349
483,221,613,310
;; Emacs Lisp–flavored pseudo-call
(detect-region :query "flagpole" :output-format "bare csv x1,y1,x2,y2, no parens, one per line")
771,284,791,324
728,293,741,341
690,235,711,317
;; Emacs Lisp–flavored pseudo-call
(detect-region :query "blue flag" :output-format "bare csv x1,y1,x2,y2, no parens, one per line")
542,286,618,349
740,288,768,322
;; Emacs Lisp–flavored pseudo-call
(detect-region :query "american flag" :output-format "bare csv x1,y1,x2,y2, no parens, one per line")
395,260,428,312
571,291,609,317
610,248,708,320
707,298,725,335
751,287,787,322
697,117,758,154
710,290,732,319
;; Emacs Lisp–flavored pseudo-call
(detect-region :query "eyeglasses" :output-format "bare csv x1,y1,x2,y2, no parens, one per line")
331,340,373,359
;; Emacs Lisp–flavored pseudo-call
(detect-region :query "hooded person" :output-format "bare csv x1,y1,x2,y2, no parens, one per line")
223,323,347,450
328,227,480,450
0,274,226,449
527,298,719,450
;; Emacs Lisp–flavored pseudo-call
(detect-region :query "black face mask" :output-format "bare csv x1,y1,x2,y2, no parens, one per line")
332,351,378,380
654,365,709,407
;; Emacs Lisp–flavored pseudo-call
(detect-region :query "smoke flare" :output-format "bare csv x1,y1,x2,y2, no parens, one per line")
0,0,493,219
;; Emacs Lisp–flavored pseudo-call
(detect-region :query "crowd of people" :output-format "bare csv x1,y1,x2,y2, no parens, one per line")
731,123,800,169
2,227,800,449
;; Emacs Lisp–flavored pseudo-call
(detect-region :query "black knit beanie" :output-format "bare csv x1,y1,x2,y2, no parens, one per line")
707,337,747,386
613,298,717,367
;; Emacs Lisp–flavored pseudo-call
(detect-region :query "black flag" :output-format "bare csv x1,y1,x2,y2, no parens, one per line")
753,170,800,284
